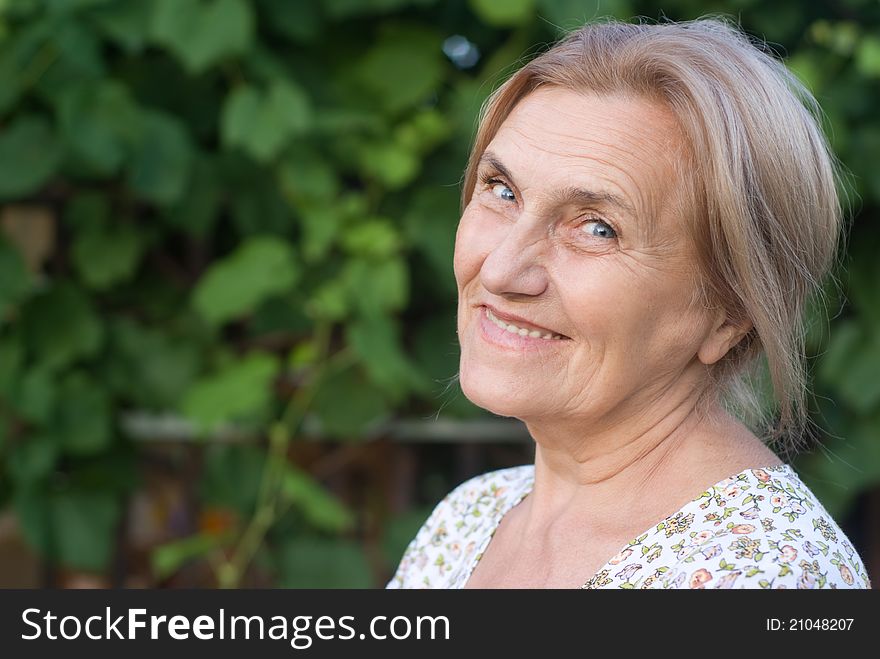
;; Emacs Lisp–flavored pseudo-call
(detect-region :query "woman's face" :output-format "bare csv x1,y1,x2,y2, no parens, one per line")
454,86,727,427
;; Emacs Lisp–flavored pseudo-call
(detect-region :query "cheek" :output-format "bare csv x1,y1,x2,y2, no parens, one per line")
562,261,703,356
614,275,708,359
453,205,501,291
553,257,625,333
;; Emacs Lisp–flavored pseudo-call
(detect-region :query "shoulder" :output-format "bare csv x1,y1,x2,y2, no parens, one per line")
385,465,533,589
410,464,533,528
444,464,535,509
658,464,871,589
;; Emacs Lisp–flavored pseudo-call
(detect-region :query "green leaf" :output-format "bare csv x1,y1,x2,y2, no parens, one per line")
21,282,104,370
72,221,145,290
394,109,451,154
105,318,203,409
53,371,113,456
355,140,420,188
324,0,439,20
412,316,458,387
311,365,390,438
411,314,481,417
856,36,880,77
403,185,459,293
220,154,293,235
150,0,255,74
845,126,880,203
536,0,631,29
346,313,426,400
0,334,24,397
795,415,880,519
342,257,409,314
818,320,860,383
847,234,880,326
14,487,121,572
249,295,311,337
340,218,401,258
0,238,31,321
281,465,354,533
469,0,535,27
199,444,266,514
12,487,52,564
221,80,312,163
818,320,880,413
127,110,193,206
34,18,105,99
219,87,266,159
257,0,323,43
13,364,57,424
0,32,26,114
152,532,228,580
192,235,299,326
52,490,121,572
810,21,859,57
313,108,385,135
64,190,109,231
353,24,446,113
288,339,319,370
306,278,350,321
87,0,155,52
294,203,344,263
786,52,825,95
7,433,58,486
0,116,62,199
277,536,372,588
277,150,340,205
162,154,223,236
181,351,280,434
286,190,358,263
57,80,142,176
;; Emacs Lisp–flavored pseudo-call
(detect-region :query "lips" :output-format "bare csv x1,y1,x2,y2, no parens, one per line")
480,304,569,339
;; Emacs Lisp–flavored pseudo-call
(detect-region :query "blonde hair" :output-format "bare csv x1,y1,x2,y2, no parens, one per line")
461,17,847,456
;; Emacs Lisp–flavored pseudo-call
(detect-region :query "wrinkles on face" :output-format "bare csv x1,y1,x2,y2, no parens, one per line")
497,93,683,249
454,86,711,435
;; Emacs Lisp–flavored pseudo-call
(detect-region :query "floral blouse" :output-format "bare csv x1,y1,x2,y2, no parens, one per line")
386,463,871,589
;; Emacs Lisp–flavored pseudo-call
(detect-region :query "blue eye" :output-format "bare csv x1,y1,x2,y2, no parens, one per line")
490,181,516,202
581,219,617,239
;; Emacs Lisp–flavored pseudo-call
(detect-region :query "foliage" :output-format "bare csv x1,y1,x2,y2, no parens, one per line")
0,0,879,585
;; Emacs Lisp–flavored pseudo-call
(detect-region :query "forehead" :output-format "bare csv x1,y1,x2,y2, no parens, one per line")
483,86,690,236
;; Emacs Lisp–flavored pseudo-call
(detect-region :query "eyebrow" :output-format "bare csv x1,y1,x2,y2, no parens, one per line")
478,151,638,218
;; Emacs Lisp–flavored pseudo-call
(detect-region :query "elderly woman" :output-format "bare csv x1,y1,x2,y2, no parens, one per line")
386,18,871,589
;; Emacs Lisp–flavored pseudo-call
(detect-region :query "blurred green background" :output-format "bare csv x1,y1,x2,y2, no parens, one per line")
0,0,878,588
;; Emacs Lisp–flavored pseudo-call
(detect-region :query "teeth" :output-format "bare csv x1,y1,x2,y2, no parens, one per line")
485,308,563,340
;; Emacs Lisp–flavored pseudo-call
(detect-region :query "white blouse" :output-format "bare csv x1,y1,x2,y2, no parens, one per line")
386,463,871,589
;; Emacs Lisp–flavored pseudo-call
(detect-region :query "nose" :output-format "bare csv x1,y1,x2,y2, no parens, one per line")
479,219,549,298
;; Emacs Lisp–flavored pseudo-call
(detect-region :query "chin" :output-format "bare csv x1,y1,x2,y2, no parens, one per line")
458,362,537,419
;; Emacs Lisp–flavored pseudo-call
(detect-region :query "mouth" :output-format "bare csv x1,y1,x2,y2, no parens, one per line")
479,304,570,341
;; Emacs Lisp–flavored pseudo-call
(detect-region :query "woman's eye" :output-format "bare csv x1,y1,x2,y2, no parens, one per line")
580,219,617,240
490,182,516,202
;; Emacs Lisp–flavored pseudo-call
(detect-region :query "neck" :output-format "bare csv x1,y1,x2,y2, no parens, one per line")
520,388,778,528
